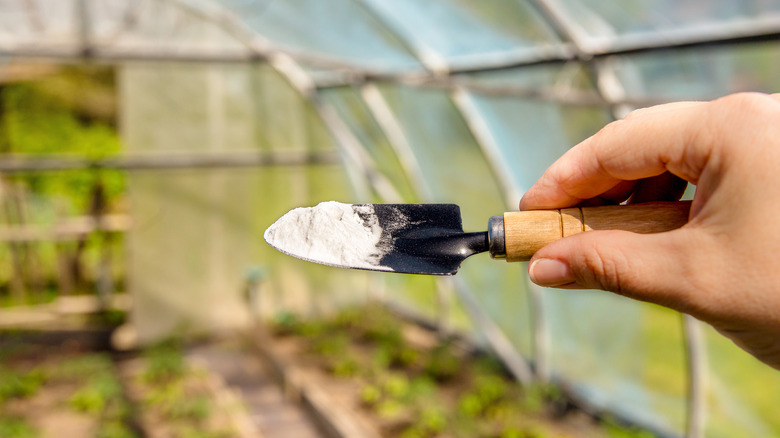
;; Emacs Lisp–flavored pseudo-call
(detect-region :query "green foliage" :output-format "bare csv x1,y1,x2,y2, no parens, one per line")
69,372,122,414
360,384,382,406
270,311,303,336
66,354,125,421
520,383,563,414
162,395,211,422
142,340,186,384
376,399,405,420
176,426,234,438
2,80,124,213
383,374,411,399
423,341,460,381
0,416,36,438
56,353,114,380
458,392,484,418
330,356,359,377
0,367,45,401
97,420,139,438
310,332,349,357
279,303,658,437
499,426,547,438
604,418,657,438
473,375,508,406
143,374,213,424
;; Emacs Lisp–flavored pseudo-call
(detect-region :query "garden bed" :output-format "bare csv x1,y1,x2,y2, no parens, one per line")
0,332,251,438
259,303,653,438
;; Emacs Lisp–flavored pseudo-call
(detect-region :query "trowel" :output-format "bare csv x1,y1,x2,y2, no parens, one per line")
264,201,691,275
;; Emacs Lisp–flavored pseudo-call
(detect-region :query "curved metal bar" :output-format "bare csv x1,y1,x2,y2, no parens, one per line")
683,314,707,438
352,0,450,75
359,82,432,201
453,276,534,385
449,86,524,208
0,150,340,172
269,53,403,203
2,0,779,80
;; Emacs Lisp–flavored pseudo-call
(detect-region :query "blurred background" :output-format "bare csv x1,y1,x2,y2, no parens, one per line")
1,1,780,437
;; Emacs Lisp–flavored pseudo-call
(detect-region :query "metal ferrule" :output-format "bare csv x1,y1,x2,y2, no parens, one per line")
487,215,505,258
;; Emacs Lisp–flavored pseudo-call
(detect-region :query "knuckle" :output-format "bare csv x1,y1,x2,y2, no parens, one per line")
714,92,771,113
621,107,649,121
573,241,630,294
596,119,627,139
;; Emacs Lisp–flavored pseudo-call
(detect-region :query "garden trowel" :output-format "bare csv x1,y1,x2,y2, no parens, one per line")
264,201,690,275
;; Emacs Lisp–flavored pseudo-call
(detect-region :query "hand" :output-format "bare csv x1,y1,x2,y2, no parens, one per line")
519,93,780,369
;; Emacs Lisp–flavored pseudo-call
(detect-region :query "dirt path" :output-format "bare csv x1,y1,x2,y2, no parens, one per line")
188,339,324,438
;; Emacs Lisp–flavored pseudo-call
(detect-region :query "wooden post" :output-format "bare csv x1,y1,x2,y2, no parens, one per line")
2,180,27,304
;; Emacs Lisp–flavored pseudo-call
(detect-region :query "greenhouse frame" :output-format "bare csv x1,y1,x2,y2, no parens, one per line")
2,1,780,437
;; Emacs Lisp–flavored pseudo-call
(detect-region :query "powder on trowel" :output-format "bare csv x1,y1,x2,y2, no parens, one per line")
263,201,393,271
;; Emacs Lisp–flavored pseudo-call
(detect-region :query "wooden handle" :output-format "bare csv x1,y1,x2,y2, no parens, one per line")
503,201,691,262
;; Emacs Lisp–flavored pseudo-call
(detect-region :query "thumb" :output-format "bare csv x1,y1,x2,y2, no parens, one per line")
528,229,699,311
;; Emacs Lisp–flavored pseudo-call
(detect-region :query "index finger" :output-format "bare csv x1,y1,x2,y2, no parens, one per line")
520,101,707,210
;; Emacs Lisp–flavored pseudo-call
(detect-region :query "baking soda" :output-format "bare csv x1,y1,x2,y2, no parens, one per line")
263,201,393,271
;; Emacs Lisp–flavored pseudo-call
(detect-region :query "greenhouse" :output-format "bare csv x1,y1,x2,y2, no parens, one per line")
1,1,780,437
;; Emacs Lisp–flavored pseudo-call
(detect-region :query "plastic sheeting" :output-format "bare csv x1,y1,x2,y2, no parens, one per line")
3,0,780,436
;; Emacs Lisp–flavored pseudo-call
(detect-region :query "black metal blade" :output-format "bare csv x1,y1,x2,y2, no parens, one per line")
372,204,488,275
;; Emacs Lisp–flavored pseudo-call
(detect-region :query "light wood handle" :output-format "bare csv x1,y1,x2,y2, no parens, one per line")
503,201,691,262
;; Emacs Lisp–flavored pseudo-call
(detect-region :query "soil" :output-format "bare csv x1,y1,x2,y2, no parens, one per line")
0,331,252,438
259,306,641,438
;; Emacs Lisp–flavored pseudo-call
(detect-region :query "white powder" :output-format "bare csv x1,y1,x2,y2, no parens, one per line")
263,201,393,271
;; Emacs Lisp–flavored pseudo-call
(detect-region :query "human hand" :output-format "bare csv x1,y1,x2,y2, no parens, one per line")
519,93,780,369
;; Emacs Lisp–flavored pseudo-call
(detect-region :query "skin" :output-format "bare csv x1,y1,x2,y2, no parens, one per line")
519,92,780,369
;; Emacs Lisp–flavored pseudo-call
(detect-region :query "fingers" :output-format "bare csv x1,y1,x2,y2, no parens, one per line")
528,229,702,314
520,101,709,210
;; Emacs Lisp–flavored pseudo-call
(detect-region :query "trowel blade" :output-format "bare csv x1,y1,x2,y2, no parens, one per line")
263,202,488,275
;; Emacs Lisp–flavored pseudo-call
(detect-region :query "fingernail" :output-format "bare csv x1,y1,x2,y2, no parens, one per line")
529,258,574,287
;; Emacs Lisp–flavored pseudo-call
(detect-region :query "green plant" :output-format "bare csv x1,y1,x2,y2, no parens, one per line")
476,374,507,401
383,374,411,399
424,341,460,381
604,418,657,438
390,345,419,368
142,341,186,384
361,384,382,406
69,372,122,414
0,416,36,438
329,357,359,377
499,426,547,438
162,395,211,422
403,406,447,437
57,353,114,380
70,385,107,414
520,383,563,414
376,399,406,420
97,420,139,438
310,332,351,364
270,311,302,336
458,392,484,418
0,368,45,401
177,425,234,438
